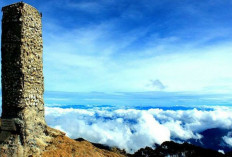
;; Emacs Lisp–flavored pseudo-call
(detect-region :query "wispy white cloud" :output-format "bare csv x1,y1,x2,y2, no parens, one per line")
1,0,232,94
39,0,232,93
223,132,232,147
43,31,232,93
147,79,166,91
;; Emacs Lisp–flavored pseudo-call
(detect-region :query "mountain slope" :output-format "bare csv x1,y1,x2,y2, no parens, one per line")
42,127,125,157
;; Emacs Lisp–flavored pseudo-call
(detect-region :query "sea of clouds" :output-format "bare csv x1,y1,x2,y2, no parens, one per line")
45,106,232,153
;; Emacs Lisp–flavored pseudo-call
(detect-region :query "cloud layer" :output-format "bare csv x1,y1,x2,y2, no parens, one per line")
223,132,232,147
45,106,232,152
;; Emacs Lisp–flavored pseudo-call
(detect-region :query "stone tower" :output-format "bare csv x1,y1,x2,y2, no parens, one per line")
0,2,47,156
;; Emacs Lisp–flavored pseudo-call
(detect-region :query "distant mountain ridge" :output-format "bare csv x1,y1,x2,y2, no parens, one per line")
187,128,232,153
130,141,231,157
75,137,232,157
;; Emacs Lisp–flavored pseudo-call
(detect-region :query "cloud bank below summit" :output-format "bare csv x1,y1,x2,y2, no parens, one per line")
45,106,232,152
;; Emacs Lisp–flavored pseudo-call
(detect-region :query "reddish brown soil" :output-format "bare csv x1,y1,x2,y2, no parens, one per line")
42,134,125,157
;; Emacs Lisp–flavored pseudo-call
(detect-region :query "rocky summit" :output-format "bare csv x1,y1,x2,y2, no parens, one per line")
0,120,125,157
41,127,125,157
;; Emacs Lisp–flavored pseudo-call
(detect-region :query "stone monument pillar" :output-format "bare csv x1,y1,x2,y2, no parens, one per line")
0,2,47,156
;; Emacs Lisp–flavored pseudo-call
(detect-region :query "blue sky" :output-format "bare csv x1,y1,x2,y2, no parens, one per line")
1,0,232,94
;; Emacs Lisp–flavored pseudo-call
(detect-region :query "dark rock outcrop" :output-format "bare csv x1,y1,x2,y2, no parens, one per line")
130,141,226,157
188,128,232,153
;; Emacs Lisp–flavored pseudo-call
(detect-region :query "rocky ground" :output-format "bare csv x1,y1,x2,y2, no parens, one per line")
41,127,125,157
0,120,125,157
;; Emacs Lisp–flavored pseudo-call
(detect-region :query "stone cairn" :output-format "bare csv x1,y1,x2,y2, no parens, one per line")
0,2,62,156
